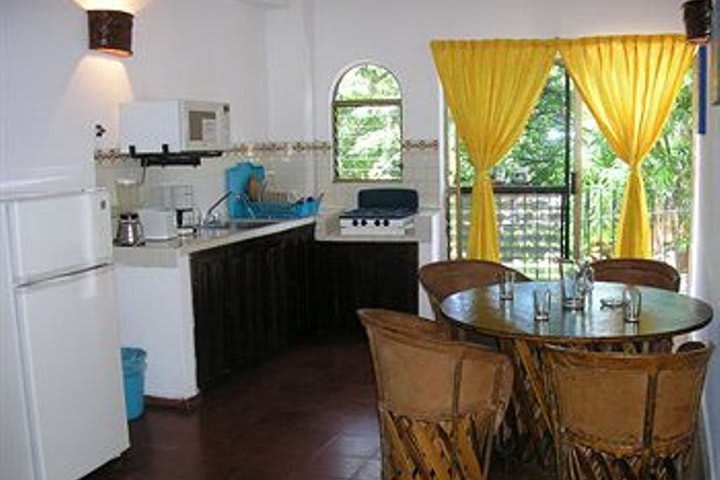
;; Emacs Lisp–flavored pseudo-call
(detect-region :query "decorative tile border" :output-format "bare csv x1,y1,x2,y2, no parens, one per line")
94,149,133,166
241,141,332,155
94,139,438,166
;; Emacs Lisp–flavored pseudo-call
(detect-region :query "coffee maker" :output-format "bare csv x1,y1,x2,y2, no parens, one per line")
148,184,197,235
170,185,196,235
114,178,145,246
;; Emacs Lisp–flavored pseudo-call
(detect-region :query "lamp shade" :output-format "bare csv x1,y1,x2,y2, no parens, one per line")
88,10,133,57
683,0,713,43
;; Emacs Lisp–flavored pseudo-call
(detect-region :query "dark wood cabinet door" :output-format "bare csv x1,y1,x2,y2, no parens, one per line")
314,242,418,335
190,247,230,390
228,235,288,361
284,224,315,341
226,239,265,367
223,225,314,366
259,234,289,355
193,227,315,390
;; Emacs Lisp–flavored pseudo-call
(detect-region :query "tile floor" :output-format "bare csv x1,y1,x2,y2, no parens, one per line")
85,339,546,480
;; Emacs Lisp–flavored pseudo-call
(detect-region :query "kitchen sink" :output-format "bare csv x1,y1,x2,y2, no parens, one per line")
200,218,281,231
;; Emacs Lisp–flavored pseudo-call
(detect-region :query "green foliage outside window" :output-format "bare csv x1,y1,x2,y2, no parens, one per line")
581,72,694,259
333,64,402,181
581,74,693,206
454,64,570,187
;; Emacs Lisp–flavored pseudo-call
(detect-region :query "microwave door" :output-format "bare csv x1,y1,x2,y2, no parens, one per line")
187,110,216,150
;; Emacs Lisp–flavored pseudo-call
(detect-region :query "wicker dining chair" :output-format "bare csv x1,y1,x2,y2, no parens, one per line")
358,308,514,480
590,258,681,292
419,260,531,341
541,342,714,480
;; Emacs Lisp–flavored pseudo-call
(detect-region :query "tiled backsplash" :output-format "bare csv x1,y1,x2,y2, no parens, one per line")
314,143,441,210
95,140,441,218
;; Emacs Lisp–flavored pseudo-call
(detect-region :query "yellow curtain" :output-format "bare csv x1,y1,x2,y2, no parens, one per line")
430,39,556,260
558,35,696,258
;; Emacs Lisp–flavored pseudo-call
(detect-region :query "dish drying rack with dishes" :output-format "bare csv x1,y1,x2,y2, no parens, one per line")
235,192,321,219
225,162,321,219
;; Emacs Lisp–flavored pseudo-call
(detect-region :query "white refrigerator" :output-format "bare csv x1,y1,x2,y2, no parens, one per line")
0,189,129,480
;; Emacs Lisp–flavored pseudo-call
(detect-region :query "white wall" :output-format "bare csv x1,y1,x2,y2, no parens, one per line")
0,0,269,193
264,0,687,141
692,98,720,478
126,0,269,142
265,0,315,140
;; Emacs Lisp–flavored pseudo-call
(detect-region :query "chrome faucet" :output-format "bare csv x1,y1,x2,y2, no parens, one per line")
201,191,233,226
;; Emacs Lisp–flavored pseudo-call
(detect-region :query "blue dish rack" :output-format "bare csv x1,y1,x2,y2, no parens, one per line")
227,162,264,218
226,161,321,219
238,193,321,219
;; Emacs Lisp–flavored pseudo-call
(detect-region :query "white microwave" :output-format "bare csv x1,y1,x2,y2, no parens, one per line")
119,100,230,154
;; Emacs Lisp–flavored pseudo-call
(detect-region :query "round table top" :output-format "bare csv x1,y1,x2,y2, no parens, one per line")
440,281,713,343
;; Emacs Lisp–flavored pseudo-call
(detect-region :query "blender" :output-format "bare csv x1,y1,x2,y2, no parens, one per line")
114,178,145,246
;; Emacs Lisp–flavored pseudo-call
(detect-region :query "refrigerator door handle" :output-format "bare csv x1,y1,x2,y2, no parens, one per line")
16,262,113,289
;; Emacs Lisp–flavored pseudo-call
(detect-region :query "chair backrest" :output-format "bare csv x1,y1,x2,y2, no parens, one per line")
419,260,531,320
358,308,514,480
359,306,449,341
542,343,713,479
590,258,681,292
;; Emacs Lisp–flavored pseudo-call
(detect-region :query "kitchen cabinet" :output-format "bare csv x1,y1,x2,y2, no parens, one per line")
115,214,438,400
284,225,316,339
313,241,418,335
190,247,231,389
190,224,314,390
226,232,289,364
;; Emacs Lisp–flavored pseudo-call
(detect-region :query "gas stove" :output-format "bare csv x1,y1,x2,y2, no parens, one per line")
339,189,418,236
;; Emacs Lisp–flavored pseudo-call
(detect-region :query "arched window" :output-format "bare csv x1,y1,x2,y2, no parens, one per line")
332,63,402,181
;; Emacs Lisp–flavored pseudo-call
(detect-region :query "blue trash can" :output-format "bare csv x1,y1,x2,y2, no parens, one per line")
121,347,147,421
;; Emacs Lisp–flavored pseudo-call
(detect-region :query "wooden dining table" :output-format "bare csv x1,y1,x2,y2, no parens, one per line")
440,281,714,469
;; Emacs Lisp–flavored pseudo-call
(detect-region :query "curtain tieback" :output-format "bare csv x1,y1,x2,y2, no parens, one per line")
628,164,643,177
473,170,493,189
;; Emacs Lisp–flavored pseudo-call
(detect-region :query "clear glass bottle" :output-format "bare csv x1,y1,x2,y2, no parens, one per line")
559,258,584,310
577,260,595,297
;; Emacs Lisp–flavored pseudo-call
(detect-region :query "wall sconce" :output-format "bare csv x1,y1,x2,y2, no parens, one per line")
683,0,713,43
88,10,134,57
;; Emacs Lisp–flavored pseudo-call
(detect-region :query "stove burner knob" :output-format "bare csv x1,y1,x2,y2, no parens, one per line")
374,219,381,226
383,219,390,227
361,219,367,226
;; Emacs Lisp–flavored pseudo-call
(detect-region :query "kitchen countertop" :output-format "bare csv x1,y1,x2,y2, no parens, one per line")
113,208,440,267
113,217,315,267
